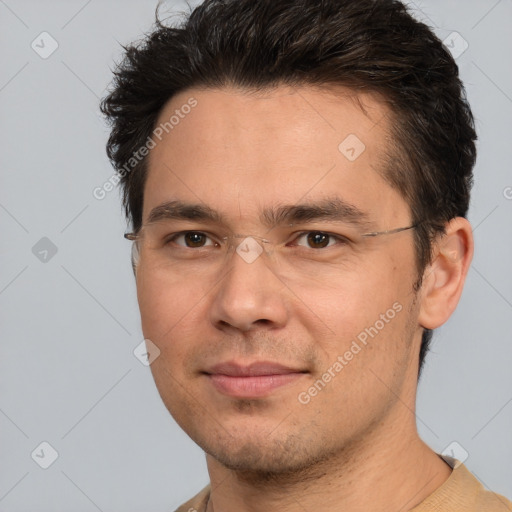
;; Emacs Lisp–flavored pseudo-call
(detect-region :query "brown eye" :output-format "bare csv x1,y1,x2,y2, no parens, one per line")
306,232,330,248
293,231,347,249
184,232,207,247
167,232,215,248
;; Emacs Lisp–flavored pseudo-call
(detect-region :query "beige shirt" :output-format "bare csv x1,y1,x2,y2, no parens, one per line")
174,455,512,512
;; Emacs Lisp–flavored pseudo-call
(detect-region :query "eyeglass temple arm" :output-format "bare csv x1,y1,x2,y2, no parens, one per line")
361,223,420,238
124,223,421,241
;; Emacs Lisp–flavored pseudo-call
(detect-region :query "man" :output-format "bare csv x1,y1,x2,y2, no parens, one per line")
100,0,512,510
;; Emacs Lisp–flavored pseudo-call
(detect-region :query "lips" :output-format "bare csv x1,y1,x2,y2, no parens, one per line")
203,361,307,398
206,361,305,377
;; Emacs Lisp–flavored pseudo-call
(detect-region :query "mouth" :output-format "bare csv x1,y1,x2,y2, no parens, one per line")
203,361,308,398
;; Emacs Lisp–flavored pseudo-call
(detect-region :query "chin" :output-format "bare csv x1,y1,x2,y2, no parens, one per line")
200,427,337,478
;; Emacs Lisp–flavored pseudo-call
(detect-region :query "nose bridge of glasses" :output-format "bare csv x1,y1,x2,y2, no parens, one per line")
223,234,275,265
224,233,271,244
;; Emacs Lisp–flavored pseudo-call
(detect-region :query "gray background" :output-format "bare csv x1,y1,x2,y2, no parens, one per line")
1,0,511,510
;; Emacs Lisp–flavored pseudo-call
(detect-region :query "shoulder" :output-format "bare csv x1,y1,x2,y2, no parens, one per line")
412,456,512,512
172,484,211,512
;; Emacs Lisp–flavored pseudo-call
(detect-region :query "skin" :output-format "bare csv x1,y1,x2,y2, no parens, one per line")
134,85,473,511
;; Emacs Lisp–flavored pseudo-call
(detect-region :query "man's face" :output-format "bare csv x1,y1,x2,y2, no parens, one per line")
136,85,423,473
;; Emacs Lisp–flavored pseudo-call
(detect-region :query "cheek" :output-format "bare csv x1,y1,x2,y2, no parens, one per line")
301,251,415,373
136,273,216,394
299,266,400,338
136,268,209,338
311,305,412,417
137,273,205,389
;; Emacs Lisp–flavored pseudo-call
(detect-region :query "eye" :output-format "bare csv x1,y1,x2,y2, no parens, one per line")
166,231,216,248
293,231,348,249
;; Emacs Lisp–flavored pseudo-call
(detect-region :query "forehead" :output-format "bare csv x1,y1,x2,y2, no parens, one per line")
143,84,408,227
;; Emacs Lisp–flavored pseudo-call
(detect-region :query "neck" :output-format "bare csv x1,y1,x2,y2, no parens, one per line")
205,403,452,512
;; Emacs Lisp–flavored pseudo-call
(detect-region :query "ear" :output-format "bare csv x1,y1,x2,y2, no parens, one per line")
417,217,474,330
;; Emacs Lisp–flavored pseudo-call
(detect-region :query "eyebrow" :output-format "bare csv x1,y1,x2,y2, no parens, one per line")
147,201,223,225
146,197,373,230
262,197,372,229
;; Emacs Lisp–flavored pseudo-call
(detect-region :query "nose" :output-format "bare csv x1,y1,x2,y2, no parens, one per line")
209,239,290,333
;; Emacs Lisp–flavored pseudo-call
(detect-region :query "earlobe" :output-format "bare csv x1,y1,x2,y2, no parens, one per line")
418,217,474,330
